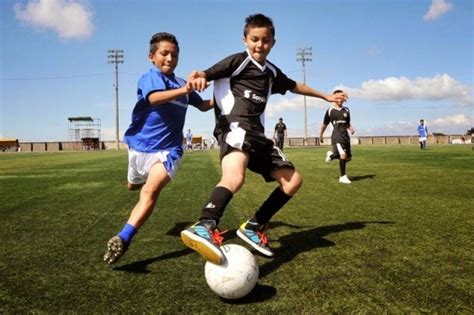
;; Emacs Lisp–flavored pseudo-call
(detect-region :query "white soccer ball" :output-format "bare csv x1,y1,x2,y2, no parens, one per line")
204,244,259,299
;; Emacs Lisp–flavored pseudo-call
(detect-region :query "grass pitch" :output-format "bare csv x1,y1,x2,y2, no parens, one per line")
0,145,472,313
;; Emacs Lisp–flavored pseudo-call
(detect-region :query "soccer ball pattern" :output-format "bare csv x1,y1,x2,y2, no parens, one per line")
204,244,259,299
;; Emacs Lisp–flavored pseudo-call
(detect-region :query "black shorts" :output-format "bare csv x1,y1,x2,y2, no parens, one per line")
219,133,295,182
332,141,352,159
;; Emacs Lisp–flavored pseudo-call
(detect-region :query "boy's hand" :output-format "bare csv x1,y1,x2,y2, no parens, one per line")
327,92,348,104
189,78,209,92
187,71,209,92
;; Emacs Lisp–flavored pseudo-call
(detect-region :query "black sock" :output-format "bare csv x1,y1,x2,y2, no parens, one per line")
199,186,233,224
255,187,292,225
339,159,346,176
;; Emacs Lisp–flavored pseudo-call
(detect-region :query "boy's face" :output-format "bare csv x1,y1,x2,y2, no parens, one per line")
243,27,275,64
333,92,346,107
148,40,179,75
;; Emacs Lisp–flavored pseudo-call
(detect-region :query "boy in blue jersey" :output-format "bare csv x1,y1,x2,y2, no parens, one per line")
104,32,213,264
417,119,428,149
180,14,348,265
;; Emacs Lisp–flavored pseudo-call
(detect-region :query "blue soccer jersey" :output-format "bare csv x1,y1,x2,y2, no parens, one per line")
417,124,428,137
124,68,203,153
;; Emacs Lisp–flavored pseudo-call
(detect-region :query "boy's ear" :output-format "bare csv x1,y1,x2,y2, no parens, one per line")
242,36,247,47
148,53,155,64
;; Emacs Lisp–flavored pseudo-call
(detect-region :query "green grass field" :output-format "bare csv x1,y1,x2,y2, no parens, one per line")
1,145,473,313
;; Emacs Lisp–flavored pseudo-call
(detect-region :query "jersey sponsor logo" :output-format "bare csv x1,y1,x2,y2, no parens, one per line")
243,89,266,103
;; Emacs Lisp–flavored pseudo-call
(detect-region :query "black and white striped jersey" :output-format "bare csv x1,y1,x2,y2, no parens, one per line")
204,50,296,149
323,106,351,144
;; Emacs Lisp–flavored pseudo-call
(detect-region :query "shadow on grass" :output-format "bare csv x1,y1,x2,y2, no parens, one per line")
259,220,394,278
113,248,193,273
220,284,277,304
350,174,376,181
113,222,195,273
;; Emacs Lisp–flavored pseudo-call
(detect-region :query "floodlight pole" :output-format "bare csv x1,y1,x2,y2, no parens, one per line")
107,49,124,150
296,47,312,143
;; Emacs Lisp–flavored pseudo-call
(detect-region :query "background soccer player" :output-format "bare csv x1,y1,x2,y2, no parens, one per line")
319,89,355,184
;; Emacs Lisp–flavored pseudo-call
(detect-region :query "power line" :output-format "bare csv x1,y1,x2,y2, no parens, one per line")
1,73,113,81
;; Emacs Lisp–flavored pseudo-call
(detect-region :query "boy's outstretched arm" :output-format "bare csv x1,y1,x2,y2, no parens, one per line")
291,82,348,103
147,85,193,106
196,98,214,112
319,123,328,143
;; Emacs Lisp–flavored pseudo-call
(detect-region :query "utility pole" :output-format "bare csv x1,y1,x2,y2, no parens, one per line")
107,49,124,150
296,47,312,143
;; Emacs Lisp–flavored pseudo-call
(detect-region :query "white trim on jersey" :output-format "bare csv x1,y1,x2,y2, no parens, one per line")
274,146,288,161
336,143,345,155
245,49,267,72
225,122,246,150
214,78,235,115
232,55,251,76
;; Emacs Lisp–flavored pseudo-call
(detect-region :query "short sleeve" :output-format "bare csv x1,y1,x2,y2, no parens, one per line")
204,52,247,81
138,71,166,102
270,64,297,95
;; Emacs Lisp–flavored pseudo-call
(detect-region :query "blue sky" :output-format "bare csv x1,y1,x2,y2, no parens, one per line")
1,0,473,142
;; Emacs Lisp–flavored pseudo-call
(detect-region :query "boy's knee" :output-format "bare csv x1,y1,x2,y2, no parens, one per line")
283,171,302,196
220,174,245,193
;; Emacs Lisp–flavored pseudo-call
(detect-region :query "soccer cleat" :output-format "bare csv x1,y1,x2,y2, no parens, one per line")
325,151,333,163
181,220,226,265
339,175,351,184
104,236,127,265
237,220,274,257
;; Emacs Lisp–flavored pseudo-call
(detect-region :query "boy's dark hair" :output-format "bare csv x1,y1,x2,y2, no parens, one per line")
244,14,275,38
333,89,344,94
149,32,179,54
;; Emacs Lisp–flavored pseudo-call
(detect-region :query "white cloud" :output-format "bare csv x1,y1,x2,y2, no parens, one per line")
14,0,94,40
359,114,472,136
338,74,473,106
423,0,453,21
430,114,471,127
266,95,327,117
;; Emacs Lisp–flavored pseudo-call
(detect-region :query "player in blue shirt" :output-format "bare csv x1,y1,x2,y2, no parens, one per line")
417,119,428,149
104,32,213,264
180,14,347,265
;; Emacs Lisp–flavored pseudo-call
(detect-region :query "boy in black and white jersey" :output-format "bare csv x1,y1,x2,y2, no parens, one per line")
181,13,348,264
319,89,355,184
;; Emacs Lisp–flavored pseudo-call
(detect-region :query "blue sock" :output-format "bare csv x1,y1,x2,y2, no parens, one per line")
118,223,137,246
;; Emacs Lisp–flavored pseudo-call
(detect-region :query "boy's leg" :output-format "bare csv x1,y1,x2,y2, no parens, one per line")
104,162,170,265
238,161,302,257
337,143,351,184
181,149,248,264
339,159,347,176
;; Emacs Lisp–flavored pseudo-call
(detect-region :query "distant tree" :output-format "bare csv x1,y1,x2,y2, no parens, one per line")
432,132,446,136
466,127,473,135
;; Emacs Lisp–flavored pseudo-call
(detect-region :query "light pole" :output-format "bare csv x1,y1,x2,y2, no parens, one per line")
296,47,312,143
107,49,124,149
